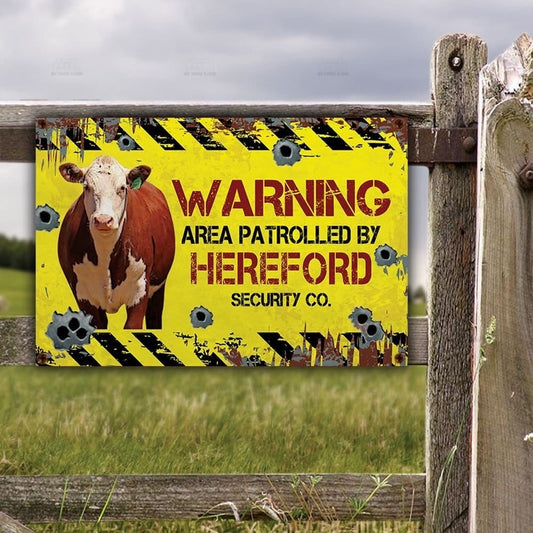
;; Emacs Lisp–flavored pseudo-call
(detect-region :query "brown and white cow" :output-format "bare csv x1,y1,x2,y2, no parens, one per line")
58,155,175,329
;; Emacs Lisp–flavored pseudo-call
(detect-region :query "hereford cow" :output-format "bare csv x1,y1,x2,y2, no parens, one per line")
58,155,175,329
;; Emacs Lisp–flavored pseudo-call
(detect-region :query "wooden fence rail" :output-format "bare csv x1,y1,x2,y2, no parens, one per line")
1,32,532,532
0,474,425,524
0,102,433,163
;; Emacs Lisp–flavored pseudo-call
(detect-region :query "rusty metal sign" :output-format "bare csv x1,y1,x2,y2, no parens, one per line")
35,117,408,366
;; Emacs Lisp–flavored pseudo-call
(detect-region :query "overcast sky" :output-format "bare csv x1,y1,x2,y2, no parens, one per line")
0,0,530,289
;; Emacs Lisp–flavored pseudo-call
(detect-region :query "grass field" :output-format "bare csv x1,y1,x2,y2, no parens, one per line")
0,367,425,476
1,267,426,531
0,266,34,317
2,366,425,531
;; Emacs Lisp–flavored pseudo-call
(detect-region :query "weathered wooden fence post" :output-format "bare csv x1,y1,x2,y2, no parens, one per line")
427,34,487,532
0,512,34,533
471,33,533,531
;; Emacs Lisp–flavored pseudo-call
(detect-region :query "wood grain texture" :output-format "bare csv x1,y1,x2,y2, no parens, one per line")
0,474,425,523
471,33,533,532
0,127,34,162
0,512,34,533
0,317,34,366
0,102,433,162
0,102,434,127
426,34,487,533
0,316,427,366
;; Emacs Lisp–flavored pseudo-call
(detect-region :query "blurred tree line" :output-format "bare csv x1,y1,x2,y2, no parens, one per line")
0,233,34,271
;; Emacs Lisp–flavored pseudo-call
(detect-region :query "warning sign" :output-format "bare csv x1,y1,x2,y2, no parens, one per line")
35,117,408,366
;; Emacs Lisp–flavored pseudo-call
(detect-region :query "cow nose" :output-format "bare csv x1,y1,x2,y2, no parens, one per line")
93,215,114,228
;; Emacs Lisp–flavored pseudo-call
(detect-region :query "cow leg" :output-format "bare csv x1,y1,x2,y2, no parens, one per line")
124,296,149,329
146,283,166,329
78,301,107,329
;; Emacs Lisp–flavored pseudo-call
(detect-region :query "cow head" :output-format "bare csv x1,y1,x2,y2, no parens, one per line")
59,156,151,234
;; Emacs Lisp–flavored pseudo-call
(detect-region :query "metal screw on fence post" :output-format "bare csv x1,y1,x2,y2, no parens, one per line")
518,162,533,190
462,136,477,154
449,55,463,71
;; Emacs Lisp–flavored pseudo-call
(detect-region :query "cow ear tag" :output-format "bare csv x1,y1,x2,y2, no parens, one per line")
130,177,142,190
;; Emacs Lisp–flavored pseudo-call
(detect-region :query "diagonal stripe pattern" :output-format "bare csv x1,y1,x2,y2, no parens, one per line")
36,117,401,153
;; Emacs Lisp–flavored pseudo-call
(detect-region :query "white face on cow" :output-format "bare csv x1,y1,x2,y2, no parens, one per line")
59,156,151,234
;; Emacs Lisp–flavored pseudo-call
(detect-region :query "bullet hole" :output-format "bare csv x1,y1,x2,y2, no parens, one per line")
349,307,372,329
364,320,385,343
36,204,60,232
45,308,95,350
358,314,369,324
57,326,69,340
349,307,385,344
280,144,292,157
190,306,214,328
375,244,398,267
118,135,135,151
273,139,301,166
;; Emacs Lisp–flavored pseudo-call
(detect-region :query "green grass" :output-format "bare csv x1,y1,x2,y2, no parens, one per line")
0,270,426,531
0,367,425,475
0,266,34,317
408,302,426,317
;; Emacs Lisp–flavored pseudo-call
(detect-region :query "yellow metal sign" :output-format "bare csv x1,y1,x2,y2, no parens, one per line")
35,117,408,366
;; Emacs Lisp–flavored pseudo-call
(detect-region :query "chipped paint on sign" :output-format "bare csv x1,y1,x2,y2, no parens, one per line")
35,117,408,366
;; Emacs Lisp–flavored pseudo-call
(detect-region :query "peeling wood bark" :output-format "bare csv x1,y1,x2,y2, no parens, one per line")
471,33,533,532
0,474,425,523
426,34,487,533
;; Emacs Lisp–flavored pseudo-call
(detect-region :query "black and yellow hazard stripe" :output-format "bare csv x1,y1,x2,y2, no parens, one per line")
308,119,352,150
36,117,404,154
65,126,101,150
138,118,185,150
132,332,184,366
264,118,310,150
178,119,226,150
67,345,100,366
345,118,394,149
93,332,142,366
217,118,270,150
43,327,406,367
